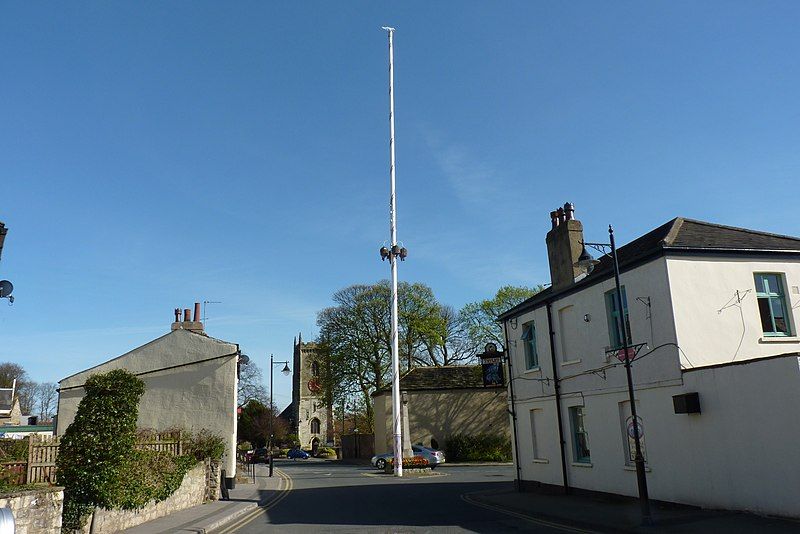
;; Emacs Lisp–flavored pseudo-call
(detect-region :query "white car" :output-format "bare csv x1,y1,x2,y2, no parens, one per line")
371,445,445,469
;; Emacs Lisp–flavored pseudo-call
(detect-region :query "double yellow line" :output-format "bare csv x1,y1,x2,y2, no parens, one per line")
217,468,293,533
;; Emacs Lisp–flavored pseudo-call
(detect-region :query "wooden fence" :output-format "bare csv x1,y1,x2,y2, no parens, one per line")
27,434,59,484
135,430,183,456
0,430,184,486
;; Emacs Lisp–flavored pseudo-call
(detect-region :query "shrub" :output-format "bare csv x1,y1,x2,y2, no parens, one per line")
238,441,253,451
316,447,336,457
0,439,28,461
388,456,429,469
444,433,512,462
183,429,225,461
110,451,197,509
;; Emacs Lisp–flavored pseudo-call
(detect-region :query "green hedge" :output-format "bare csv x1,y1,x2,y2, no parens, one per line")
444,433,512,462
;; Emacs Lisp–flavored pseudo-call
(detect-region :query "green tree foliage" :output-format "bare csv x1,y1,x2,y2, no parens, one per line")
316,282,545,430
58,369,146,529
460,285,544,350
238,400,287,447
317,281,447,429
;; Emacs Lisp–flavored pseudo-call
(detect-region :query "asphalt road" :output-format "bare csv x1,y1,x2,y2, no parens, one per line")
231,459,574,533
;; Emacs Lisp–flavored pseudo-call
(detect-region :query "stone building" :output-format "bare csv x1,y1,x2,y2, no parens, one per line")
0,381,23,426
372,365,509,454
280,334,331,453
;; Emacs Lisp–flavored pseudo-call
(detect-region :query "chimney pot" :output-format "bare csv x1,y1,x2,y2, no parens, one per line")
550,211,559,229
184,308,191,322
174,308,181,322
564,202,575,221
193,302,201,322
557,207,566,223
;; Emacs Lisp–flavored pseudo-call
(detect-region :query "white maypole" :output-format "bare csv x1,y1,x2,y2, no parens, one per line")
381,25,404,477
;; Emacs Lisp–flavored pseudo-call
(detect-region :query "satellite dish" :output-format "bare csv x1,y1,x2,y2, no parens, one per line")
239,354,250,365
0,281,12,299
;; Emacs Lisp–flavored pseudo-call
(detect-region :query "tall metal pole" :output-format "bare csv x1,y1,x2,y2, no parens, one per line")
383,25,403,477
269,353,274,477
610,226,651,524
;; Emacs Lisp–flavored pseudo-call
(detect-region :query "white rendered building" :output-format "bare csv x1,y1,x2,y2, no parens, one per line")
500,204,800,518
57,305,242,488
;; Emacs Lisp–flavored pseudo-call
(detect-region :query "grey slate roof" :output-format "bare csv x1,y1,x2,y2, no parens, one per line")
373,365,500,396
500,217,800,320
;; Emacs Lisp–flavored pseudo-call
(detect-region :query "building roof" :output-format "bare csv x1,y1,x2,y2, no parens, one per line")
373,365,500,396
500,217,800,320
59,328,238,386
0,425,54,434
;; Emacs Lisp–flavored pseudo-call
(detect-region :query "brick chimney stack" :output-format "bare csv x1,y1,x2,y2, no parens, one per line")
171,302,204,333
545,202,585,291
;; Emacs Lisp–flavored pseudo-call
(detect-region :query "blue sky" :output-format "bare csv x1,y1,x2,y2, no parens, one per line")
1,2,799,410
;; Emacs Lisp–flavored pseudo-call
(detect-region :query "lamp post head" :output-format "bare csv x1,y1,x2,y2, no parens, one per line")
281,363,291,376
575,245,601,274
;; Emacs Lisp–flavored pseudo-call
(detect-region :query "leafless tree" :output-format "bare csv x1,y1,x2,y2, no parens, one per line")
36,382,58,421
238,361,269,407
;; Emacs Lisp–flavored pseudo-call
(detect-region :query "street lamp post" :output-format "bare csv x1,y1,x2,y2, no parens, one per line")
269,353,291,478
576,225,652,525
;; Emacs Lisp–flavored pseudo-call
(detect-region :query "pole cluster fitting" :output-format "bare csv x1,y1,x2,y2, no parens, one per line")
379,245,408,261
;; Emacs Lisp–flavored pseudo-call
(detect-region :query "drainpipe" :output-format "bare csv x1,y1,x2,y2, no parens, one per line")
502,320,523,491
546,302,570,494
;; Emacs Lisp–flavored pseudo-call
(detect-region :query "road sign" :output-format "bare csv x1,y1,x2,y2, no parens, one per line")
617,347,636,362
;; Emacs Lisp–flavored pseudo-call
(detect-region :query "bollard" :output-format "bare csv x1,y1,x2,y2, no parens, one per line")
269,454,274,477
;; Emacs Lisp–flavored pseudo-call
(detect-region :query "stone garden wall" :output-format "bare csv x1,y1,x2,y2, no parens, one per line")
0,486,63,534
86,462,207,533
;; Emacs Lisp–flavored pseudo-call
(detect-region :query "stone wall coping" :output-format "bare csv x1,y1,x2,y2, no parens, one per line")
0,485,64,499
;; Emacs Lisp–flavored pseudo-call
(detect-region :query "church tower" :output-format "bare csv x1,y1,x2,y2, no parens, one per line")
290,333,330,453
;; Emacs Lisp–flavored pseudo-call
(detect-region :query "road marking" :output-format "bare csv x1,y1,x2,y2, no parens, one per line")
361,471,448,479
460,492,599,533
216,468,293,533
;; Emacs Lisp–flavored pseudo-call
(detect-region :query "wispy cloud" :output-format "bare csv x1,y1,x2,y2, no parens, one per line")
424,130,504,207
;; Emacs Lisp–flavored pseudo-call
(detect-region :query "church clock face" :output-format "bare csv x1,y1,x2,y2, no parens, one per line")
307,378,321,393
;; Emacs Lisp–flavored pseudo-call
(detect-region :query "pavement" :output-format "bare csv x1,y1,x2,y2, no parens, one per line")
467,486,800,533
122,463,288,534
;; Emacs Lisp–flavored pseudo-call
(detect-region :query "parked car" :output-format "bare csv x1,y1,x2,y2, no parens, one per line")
287,447,310,459
251,447,269,463
371,445,445,469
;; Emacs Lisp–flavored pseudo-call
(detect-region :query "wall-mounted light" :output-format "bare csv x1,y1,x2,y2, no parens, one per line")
583,314,591,323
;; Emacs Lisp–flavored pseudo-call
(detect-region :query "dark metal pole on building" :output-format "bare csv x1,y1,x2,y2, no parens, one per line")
609,225,652,525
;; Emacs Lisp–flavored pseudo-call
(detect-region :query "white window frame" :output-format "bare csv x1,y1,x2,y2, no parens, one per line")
521,321,539,370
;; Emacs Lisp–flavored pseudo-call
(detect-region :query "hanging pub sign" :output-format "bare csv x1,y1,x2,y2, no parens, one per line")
479,342,505,386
